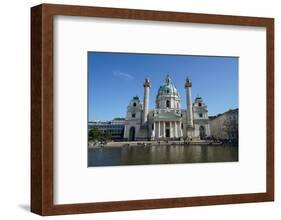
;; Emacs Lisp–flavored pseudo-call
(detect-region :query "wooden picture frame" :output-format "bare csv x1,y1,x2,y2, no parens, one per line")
31,3,274,216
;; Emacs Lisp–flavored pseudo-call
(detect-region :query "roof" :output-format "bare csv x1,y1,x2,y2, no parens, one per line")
113,117,125,120
209,108,239,120
157,75,180,97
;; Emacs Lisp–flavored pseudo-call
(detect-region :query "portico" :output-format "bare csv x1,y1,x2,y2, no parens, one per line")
154,120,182,139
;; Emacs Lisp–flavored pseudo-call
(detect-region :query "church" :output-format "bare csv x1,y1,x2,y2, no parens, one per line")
123,75,211,141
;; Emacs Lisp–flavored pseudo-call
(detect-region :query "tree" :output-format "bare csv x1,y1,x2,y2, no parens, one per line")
88,128,112,144
223,116,238,143
88,128,101,141
100,131,111,144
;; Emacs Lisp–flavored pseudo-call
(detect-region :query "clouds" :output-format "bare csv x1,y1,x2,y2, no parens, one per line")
113,71,133,80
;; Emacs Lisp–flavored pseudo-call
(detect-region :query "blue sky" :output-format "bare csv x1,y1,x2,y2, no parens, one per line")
88,52,238,121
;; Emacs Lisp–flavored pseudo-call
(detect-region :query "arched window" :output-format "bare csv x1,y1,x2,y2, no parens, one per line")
198,102,202,107
133,102,136,107
166,100,170,108
167,89,169,94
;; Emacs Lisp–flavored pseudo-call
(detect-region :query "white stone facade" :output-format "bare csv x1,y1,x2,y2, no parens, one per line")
124,75,211,141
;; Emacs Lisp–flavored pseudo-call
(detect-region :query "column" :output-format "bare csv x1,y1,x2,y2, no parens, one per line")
142,78,151,125
179,122,183,137
163,121,166,138
123,125,127,139
170,121,173,138
157,121,160,138
174,121,178,138
185,78,194,127
152,122,155,138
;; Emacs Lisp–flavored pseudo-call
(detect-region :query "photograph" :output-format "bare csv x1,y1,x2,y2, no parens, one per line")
87,52,239,167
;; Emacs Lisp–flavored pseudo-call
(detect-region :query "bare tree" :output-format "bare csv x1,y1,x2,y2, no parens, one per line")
223,116,238,143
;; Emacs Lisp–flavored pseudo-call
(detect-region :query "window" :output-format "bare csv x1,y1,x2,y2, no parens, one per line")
152,124,154,130
198,102,202,107
166,100,170,108
132,113,136,118
181,123,183,129
199,113,203,118
133,102,136,107
167,89,169,94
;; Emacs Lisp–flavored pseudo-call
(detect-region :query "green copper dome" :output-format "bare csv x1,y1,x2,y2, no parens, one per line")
157,75,180,97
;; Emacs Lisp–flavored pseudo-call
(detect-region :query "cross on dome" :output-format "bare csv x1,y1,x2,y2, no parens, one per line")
165,74,172,84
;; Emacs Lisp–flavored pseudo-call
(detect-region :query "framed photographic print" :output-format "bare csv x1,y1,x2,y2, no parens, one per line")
31,4,274,215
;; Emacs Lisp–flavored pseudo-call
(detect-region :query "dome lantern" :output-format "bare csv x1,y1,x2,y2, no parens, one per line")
185,77,192,88
165,74,172,84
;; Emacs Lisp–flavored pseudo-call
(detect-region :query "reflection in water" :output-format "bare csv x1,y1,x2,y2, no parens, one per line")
88,144,238,167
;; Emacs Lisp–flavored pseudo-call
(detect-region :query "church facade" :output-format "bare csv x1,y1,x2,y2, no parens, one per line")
123,75,210,141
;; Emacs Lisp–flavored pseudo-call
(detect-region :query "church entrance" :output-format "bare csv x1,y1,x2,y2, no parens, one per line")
199,126,205,139
165,129,170,138
129,127,135,141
